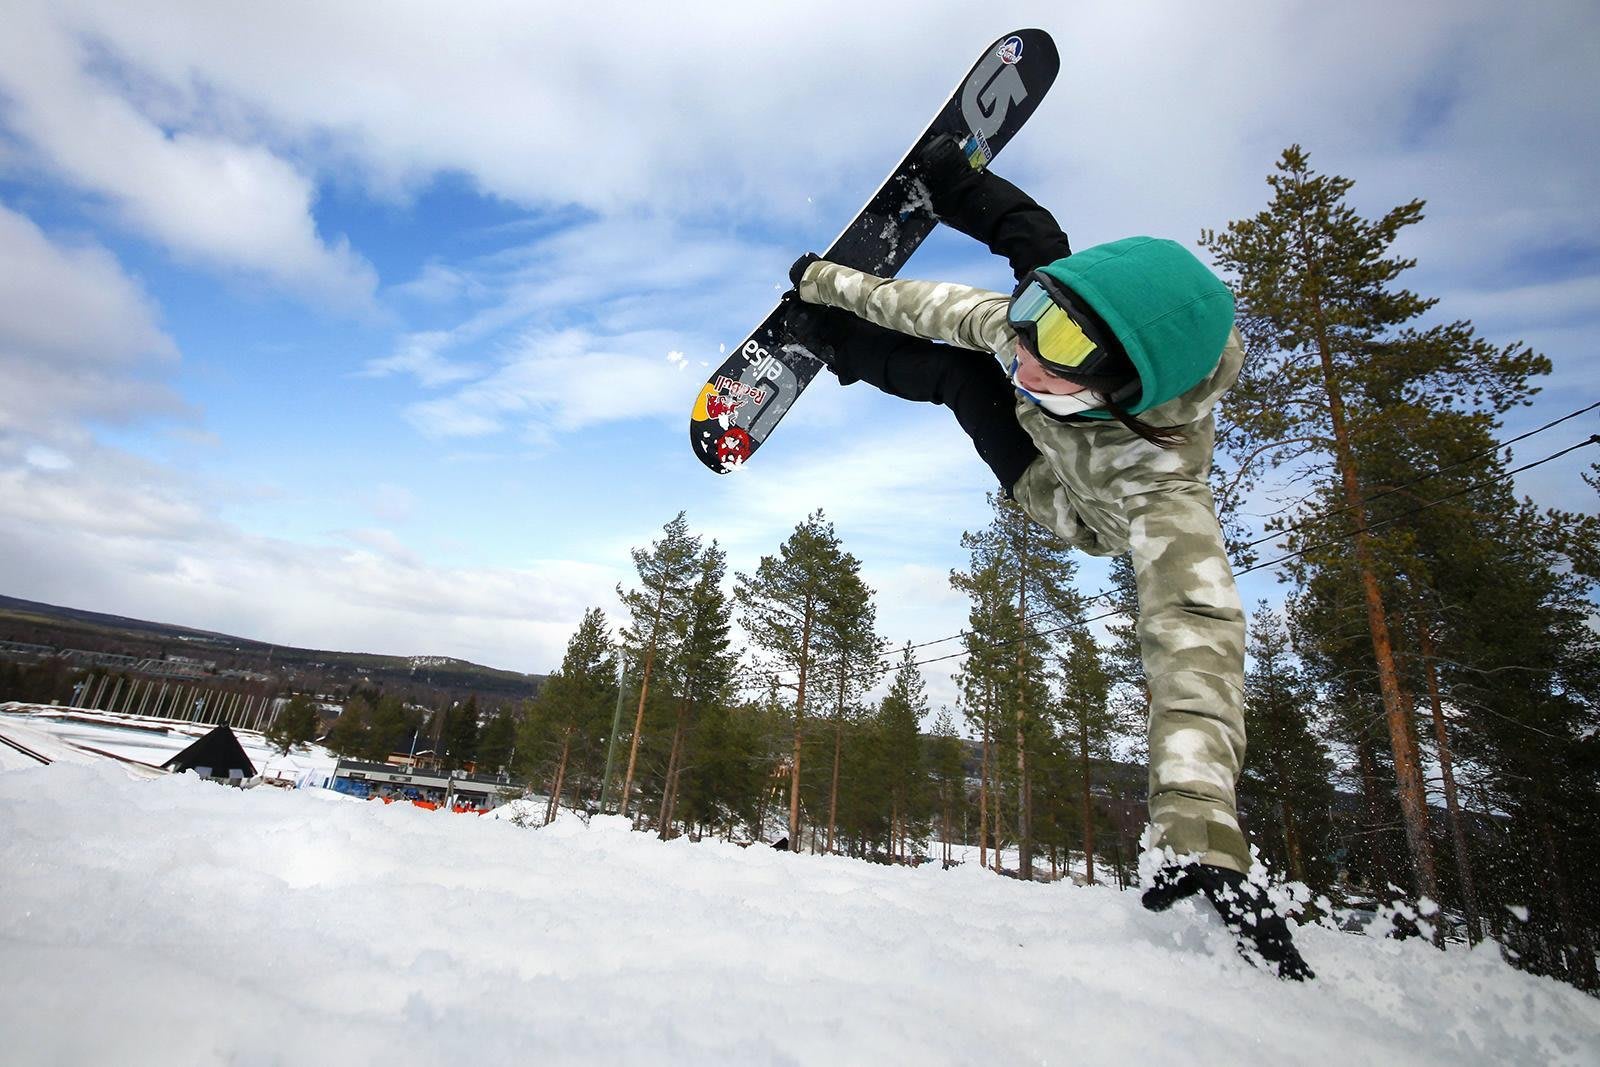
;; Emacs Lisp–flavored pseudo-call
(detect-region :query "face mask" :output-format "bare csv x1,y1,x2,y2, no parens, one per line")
1007,355,1103,417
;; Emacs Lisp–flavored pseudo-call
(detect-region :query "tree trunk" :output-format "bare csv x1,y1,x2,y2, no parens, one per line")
788,597,815,850
1015,523,1033,880
934,793,947,870
1281,797,1304,883
658,701,689,840
1080,716,1095,885
620,582,669,816
1354,734,1387,888
1418,623,1483,945
1537,815,1598,990
1304,243,1439,904
828,669,845,853
545,730,571,825
978,710,991,870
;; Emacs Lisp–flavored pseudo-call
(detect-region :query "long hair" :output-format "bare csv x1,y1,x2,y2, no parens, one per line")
1102,395,1186,449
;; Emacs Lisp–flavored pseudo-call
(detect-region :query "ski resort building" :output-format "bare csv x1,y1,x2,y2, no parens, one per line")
329,759,519,811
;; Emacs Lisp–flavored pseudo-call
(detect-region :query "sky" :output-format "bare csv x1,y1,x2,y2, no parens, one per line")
1,1,1597,717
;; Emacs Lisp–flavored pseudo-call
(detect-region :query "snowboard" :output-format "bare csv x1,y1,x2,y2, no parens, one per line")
689,29,1060,473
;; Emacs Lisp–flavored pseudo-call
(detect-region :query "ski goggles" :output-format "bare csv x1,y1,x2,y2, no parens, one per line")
1007,271,1121,378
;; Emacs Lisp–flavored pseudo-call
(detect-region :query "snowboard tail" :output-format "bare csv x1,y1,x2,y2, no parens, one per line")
689,29,1059,473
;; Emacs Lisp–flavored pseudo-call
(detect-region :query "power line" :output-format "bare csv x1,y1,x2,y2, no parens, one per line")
1233,400,1600,555
732,428,1600,695
757,400,1600,684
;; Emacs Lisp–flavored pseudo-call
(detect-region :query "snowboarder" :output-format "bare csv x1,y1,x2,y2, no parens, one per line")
783,135,1312,980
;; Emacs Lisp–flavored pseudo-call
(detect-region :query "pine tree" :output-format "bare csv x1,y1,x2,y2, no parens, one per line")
657,543,737,839
265,694,319,755
361,694,412,763
1102,554,1149,764
517,607,617,823
1201,145,1548,904
616,512,702,816
812,547,882,853
951,557,1014,872
736,510,855,850
951,493,1080,879
476,708,517,776
877,644,931,863
325,694,372,758
928,708,968,867
1052,628,1114,883
443,695,480,770
1238,606,1336,890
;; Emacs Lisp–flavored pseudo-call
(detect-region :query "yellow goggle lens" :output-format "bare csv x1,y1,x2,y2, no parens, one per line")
1032,303,1097,368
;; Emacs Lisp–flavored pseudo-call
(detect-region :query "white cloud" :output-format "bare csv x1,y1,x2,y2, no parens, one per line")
22,446,74,472
362,331,483,388
0,441,623,672
0,202,184,438
403,326,691,439
356,484,417,525
0,2,376,307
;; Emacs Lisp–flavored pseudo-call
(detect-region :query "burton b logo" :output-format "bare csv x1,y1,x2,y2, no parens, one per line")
961,44,1027,140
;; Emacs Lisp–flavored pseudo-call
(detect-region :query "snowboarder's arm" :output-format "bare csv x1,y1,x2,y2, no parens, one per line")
1125,477,1249,875
917,139,1071,280
936,170,1072,281
797,261,1014,354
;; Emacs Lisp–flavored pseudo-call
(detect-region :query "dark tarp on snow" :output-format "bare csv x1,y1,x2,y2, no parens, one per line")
162,724,256,781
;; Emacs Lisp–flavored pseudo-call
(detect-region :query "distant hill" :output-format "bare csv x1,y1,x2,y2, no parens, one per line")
0,594,546,706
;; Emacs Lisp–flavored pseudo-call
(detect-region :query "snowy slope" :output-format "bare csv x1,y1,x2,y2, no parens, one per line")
0,704,336,783
1,764,1594,1065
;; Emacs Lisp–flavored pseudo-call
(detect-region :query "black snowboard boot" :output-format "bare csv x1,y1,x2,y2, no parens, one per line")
1143,863,1315,981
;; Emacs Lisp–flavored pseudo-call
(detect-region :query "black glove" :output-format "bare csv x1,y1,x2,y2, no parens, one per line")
789,252,822,287
779,291,871,381
915,133,985,217
780,291,853,348
1143,863,1314,981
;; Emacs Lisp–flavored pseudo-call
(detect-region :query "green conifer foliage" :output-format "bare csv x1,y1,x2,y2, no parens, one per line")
951,493,1080,879
1202,144,1548,904
265,694,319,755
616,512,702,816
1239,606,1335,891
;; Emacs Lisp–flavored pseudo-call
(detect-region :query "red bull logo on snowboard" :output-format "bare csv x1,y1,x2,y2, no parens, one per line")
714,375,768,406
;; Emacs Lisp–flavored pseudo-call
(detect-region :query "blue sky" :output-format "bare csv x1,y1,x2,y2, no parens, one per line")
1,1,1597,714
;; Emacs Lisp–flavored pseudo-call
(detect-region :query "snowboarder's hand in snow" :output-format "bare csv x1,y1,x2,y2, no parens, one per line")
1143,863,1315,981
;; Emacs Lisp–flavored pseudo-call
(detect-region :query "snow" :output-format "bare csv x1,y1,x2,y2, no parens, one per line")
1,763,1596,1064
0,704,336,785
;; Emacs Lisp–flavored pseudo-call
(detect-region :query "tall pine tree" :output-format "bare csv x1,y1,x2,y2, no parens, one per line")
1201,145,1547,903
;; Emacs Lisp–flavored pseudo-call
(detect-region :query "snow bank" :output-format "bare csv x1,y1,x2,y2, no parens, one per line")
0,705,336,783
1,763,1594,1065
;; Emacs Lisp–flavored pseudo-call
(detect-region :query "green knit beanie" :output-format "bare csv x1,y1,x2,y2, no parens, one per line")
1037,237,1235,416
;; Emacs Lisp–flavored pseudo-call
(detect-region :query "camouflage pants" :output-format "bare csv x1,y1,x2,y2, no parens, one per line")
800,260,1251,874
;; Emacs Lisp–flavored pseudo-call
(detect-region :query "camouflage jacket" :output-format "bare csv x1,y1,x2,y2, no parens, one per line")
800,261,1253,873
